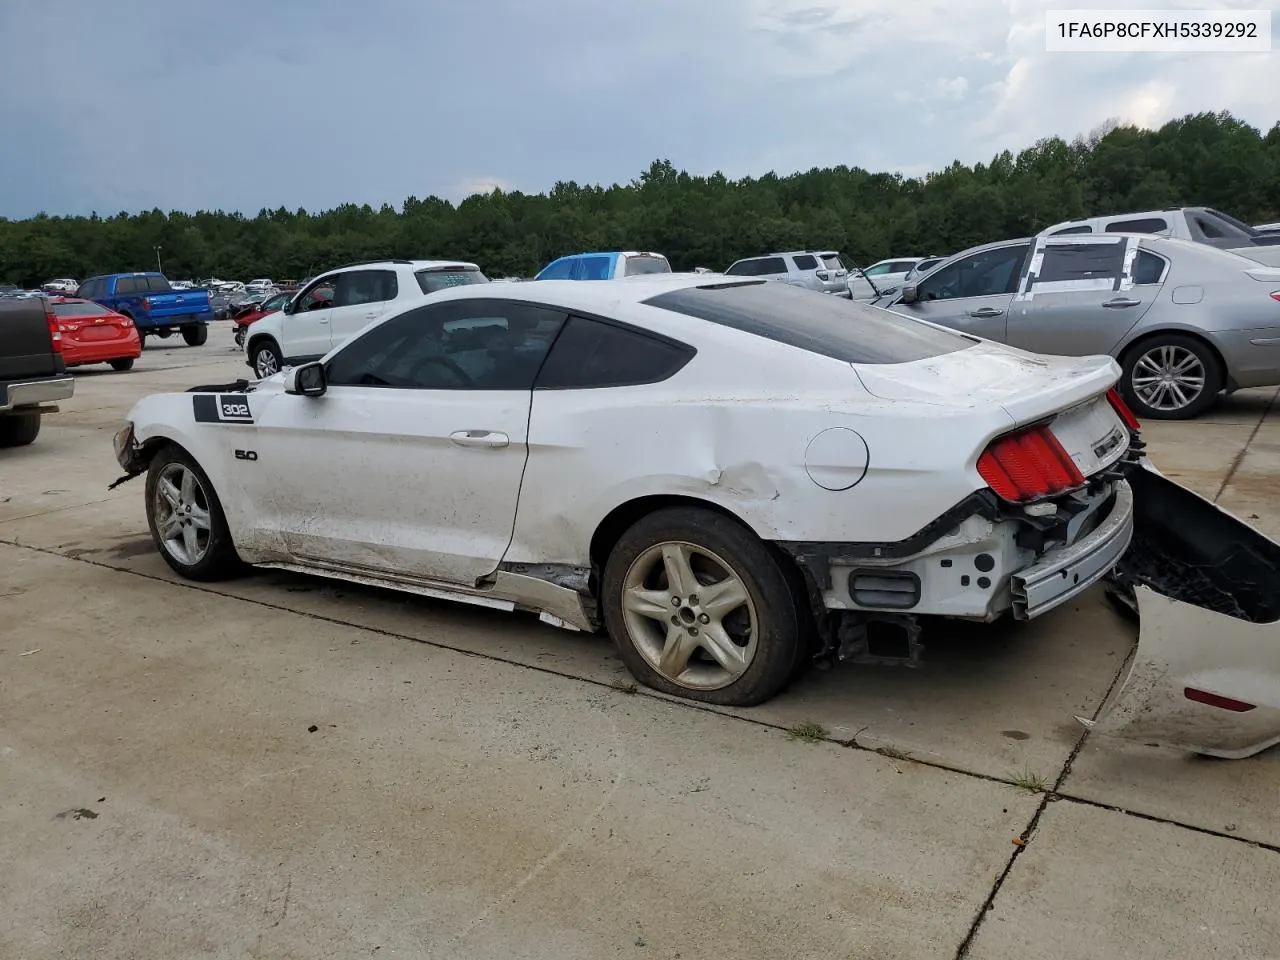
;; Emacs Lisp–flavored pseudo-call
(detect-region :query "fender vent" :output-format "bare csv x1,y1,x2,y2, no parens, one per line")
848,570,921,609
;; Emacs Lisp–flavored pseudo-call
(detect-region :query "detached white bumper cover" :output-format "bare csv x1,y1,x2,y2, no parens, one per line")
1011,481,1133,619
1085,463,1280,759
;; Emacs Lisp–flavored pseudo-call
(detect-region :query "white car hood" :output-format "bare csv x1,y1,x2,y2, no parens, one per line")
852,343,1119,427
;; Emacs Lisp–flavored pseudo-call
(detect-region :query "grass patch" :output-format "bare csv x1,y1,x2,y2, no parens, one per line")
1008,767,1050,793
787,721,828,743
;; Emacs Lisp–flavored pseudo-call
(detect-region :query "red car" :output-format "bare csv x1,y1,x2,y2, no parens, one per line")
51,297,142,371
232,287,332,346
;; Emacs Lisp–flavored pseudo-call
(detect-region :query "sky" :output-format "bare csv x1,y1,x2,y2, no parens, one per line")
1,0,1278,219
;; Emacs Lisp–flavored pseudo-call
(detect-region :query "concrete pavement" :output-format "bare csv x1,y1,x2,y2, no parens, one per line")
2,332,1278,958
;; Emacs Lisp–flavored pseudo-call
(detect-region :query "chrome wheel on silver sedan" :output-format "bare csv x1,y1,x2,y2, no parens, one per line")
601,507,802,706
1121,334,1223,421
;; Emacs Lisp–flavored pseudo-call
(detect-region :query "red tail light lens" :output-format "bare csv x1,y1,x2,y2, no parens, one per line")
1106,387,1140,432
142,297,152,311
977,425,1085,502
44,305,63,353
1270,291,1280,302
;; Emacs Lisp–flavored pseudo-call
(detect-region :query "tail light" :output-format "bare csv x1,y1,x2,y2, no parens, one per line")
1270,291,1280,302
141,297,152,311
1106,387,1140,432
977,424,1085,502
44,303,63,353
816,271,830,281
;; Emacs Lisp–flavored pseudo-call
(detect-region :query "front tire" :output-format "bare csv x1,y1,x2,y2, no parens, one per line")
0,412,41,447
250,339,283,378
1120,334,1223,420
601,506,801,706
182,324,209,346
144,445,242,581
109,357,135,371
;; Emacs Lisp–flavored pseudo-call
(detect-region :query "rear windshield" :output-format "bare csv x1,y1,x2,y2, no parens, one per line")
725,257,787,277
644,281,974,365
52,301,110,317
146,276,172,292
415,267,489,294
820,253,846,271
623,255,671,276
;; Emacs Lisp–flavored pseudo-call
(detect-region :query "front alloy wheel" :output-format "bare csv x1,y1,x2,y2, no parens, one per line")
153,461,214,566
251,341,282,378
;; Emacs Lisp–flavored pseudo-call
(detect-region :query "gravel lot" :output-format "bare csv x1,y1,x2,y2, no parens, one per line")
3,327,1279,959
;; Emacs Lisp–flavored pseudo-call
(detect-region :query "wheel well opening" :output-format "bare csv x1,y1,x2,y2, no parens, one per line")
1121,330,1227,382
588,495,755,572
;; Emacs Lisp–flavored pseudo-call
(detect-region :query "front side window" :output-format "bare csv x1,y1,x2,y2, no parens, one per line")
535,315,694,389
917,244,1030,301
326,299,566,391
537,259,574,280
294,275,337,311
645,281,973,365
415,265,488,293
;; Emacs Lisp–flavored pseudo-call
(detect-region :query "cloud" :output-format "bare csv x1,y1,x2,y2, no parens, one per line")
0,0,1276,219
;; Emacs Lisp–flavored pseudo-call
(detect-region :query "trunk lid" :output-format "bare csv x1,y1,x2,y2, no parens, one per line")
853,343,1126,476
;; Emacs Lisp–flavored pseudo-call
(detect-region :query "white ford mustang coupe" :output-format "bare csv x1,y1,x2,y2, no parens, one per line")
113,276,1280,756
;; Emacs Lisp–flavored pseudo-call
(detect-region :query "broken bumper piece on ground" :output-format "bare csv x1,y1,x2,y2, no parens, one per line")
1084,461,1280,759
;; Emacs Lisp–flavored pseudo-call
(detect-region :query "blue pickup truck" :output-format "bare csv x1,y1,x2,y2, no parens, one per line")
76,272,214,347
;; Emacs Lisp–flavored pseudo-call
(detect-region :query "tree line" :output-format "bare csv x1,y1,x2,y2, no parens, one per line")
2,111,1278,287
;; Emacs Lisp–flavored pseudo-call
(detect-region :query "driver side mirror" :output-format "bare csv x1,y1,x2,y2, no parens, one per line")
285,361,327,397
282,299,296,315
899,284,920,304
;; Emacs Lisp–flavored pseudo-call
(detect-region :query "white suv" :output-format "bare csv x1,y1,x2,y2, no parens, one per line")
243,259,487,377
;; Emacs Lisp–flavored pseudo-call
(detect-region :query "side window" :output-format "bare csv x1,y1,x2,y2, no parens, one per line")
918,244,1030,301
146,275,172,292
1133,250,1168,285
115,277,142,295
1192,215,1227,240
79,279,99,299
573,256,613,280
535,315,695,390
1105,218,1169,234
538,259,574,280
325,300,566,391
296,275,337,311
1049,225,1094,236
333,270,396,307
1034,242,1126,285
792,254,818,271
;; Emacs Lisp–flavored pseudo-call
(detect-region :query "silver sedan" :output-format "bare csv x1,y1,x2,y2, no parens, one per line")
877,234,1280,419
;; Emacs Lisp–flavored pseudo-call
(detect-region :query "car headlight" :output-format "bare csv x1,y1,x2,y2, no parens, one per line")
112,422,135,464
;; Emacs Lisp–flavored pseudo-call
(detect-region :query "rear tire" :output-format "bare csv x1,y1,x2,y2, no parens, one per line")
0,412,41,448
182,324,209,346
1120,334,1223,420
109,357,135,371
601,506,801,707
144,444,242,581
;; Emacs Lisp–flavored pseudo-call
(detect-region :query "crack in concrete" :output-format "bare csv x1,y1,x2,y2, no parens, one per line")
1214,385,1280,503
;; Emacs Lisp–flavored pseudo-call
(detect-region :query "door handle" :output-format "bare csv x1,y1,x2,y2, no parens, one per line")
967,307,1003,318
1103,298,1141,308
450,430,510,449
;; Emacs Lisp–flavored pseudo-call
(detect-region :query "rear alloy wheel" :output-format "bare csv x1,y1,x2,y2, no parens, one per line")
1121,334,1223,420
602,507,801,706
250,339,282,378
0,412,41,447
182,324,209,346
144,445,241,581
109,357,135,371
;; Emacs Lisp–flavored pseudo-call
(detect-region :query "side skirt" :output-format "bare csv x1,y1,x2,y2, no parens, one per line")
255,557,596,633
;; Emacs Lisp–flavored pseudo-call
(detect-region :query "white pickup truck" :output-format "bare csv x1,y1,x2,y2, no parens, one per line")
1040,206,1280,267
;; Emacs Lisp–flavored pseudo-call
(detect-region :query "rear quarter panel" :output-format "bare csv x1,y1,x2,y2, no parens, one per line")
507,343,1014,566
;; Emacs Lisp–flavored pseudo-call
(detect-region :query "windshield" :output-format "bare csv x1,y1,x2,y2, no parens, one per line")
623,255,672,276
52,301,110,317
645,281,974,365
415,266,488,293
